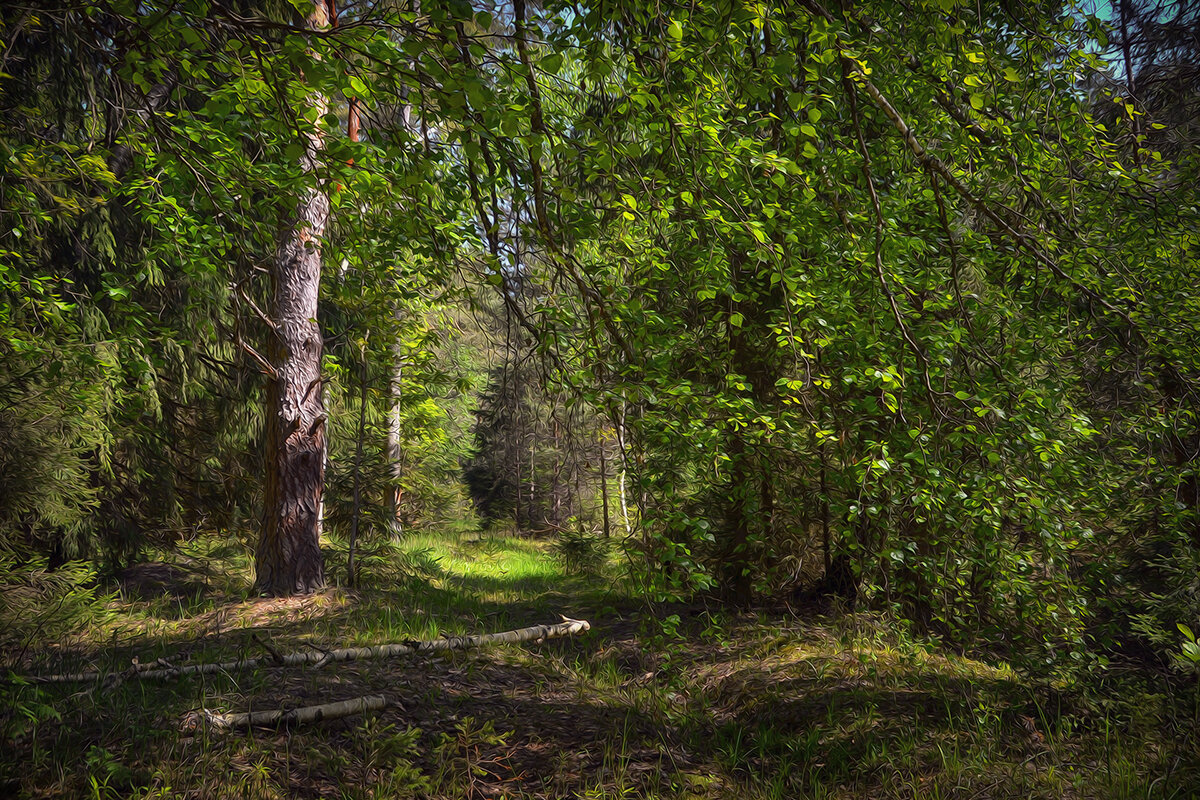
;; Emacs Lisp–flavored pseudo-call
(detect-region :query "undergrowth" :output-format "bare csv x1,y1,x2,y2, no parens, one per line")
0,524,1195,798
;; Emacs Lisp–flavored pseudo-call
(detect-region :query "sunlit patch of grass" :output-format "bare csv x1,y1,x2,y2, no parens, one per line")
402,528,563,594
304,523,627,649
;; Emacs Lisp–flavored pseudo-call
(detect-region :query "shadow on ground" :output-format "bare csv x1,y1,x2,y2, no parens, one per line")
5,545,1197,799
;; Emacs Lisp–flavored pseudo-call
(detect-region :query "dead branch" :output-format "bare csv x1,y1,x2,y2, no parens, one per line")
19,617,591,685
182,694,388,733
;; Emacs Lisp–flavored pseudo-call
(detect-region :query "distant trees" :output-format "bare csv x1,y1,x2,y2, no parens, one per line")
462,275,612,537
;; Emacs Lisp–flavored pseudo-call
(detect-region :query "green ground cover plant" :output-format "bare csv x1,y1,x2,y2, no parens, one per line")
2,525,1193,799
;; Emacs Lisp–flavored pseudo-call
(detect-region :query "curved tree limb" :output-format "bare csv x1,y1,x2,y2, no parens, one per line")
796,0,1137,330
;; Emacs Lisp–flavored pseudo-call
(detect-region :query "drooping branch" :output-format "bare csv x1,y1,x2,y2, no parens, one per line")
797,0,1137,329
851,74,1133,323
18,618,591,685
510,0,637,367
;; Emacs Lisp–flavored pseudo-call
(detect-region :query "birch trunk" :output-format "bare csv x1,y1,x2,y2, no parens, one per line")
616,397,632,537
24,618,591,685
387,306,405,535
387,56,418,537
192,695,387,733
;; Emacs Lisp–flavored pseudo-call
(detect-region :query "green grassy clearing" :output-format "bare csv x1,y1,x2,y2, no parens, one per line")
1,525,1195,799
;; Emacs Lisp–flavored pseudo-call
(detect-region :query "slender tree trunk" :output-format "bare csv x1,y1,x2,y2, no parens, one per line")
820,440,831,574
387,47,419,537
599,429,611,539
616,397,631,537
552,419,562,527
514,428,523,532
255,0,330,596
387,303,404,535
530,434,536,528
722,435,753,604
346,349,368,587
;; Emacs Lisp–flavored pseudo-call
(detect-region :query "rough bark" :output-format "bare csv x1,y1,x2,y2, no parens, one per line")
255,0,330,596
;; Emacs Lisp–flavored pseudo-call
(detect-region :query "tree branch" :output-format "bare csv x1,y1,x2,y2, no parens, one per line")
18,617,591,685
183,694,388,733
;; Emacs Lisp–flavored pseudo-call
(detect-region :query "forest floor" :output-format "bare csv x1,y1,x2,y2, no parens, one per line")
2,525,1196,799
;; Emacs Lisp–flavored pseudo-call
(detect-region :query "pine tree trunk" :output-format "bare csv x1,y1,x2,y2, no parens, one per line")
255,0,330,596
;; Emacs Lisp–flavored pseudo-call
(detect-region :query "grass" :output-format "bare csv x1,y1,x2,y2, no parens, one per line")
1,523,1196,798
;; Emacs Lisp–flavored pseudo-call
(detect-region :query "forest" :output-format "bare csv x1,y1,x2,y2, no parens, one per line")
2,0,1199,796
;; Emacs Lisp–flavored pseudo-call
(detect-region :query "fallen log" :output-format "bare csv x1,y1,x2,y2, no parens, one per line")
18,617,591,685
182,694,388,733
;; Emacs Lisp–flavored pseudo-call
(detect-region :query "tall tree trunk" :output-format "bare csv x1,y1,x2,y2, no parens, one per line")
514,431,523,532
598,429,611,539
552,418,562,527
721,435,754,604
255,0,330,596
387,317,404,535
1117,0,1141,166
387,38,419,537
346,348,368,587
616,396,632,537
718,250,778,604
530,434,537,528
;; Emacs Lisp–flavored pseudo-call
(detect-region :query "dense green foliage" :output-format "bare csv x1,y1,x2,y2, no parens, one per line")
2,0,1199,688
